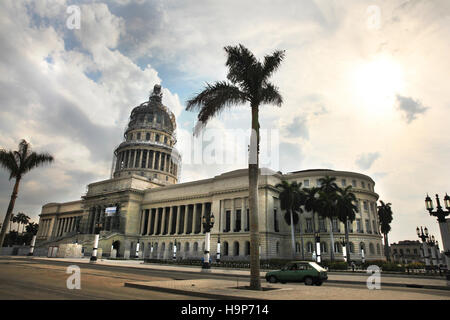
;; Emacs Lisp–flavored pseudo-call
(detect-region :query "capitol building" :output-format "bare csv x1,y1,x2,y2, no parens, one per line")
36,85,385,262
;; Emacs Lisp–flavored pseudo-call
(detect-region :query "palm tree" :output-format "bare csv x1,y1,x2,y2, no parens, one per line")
16,212,30,234
317,176,339,261
276,180,305,259
0,140,54,247
377,200,393,261
186,44,285,290
25,222,39,235
9,213,15,233
336,186,358,263
303,187,321,259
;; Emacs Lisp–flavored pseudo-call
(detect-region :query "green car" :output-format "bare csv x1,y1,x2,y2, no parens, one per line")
265,261,328,286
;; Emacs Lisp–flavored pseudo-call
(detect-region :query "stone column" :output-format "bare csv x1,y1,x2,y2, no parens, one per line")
201,203,206,233
152,151,156,170
140,210,146,235
193,204,199,234
138,149,143,168
183,205,189,234
168,206,174,235
174,206,180,234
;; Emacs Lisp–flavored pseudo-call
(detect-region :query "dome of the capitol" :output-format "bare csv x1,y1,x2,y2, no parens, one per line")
112,85,181,185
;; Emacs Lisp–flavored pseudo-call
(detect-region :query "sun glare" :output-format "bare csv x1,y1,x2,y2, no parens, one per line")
352,55,405,114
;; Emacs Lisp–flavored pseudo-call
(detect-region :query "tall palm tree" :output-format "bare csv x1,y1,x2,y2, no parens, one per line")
336,186,358,263
0,140,54,247
9,213,15,233
302,187,320,259
186,44,285,290
377,200,393,261
16,212,30,234
318,176,338,261
276,180,305,259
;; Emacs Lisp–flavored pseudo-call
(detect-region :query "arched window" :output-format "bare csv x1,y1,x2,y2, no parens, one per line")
245,241,250,256
307,242,314,253
369,243,375,255
223,241,229,256
320,242,328,253
184,242,190,252
349,242,355,253
193,242,198,252
334,242,341,253
233,241,240,256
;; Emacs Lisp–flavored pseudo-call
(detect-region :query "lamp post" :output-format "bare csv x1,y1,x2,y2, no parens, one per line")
416,226,431,267
340,237,347,263
426,235,439,268
425,193,450,269
135,238,140,259
314,232,321,263
201,212,215,270
173,239,177,261
90,222,102,263
28,234,37,256
216,235,221,263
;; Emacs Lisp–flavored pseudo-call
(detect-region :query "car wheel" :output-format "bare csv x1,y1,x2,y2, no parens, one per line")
268,276,278,283
304,277,314,286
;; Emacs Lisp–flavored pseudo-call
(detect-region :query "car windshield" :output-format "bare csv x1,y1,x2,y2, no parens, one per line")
309,262,327,272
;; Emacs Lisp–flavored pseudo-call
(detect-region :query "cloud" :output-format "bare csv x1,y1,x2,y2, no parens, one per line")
396,95,428,123
355,152,380,170
284,116,309,140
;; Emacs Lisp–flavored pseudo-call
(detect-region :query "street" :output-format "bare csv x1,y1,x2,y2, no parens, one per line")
0,257,449,300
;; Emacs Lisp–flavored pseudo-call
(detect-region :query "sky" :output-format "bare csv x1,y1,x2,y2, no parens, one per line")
0,0,449,245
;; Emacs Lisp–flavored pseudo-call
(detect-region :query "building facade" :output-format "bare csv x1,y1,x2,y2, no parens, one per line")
36,86,385,262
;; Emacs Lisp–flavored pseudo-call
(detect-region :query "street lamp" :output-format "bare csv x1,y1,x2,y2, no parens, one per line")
426,235,439,268
339,237,347,263
424,193,450,269
416,226,431,267
90,222,102,263
173,239,177,261
135,238,140,259
314,232,321,263
201,212,215,270
216,235,221,263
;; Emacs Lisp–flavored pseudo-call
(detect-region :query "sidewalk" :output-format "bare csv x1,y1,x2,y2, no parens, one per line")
17,256,449,290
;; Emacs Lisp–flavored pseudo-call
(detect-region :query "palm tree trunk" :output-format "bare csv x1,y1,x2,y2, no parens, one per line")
0,178,21,248
289,210,295,259
249,105,261,290
329,219,335,262
384,233,390,262
312,212,317,259
345,219,350,263
299,219,305,260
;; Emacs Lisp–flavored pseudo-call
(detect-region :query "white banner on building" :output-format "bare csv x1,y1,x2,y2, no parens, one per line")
105,207,116,216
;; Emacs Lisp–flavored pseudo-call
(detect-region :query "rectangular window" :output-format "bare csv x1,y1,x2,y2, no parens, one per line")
356,219,362,233
306,218,313,233
332,218,340,232
341,179,347,187
316,179,322,187
372,221,377,234
274,209,279,232
319,218,326,232
363,201,369,212
235,209,241,232
225,210,231,232
352,180,357,187
146,133,150,140
135,150,141,167
137,132,141,140
141,150,147,168
361,181,366,189
303,179,310,187
365,219,371,233
245,209,250,231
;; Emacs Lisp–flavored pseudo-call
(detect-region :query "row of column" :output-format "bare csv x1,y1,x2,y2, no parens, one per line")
87,206,119,234
37,218,53,238
55,216,78,237
221,198,250,233
116,148,177,176
140,203,211,236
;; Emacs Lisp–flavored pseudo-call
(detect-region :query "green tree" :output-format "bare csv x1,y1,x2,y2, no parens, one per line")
336,186,358,263
15,212,30,234
186,44,285,290
25,222,39,235
276,180,305,259
0,140,54,247
377,200,393,261
317,176,339,261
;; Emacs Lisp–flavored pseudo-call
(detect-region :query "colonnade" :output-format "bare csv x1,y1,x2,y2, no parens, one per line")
115,148,177,176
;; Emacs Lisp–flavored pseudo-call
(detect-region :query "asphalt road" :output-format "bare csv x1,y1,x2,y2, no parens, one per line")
0,257,448,300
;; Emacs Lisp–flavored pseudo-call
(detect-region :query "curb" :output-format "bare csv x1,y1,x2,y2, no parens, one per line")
124,282,263,300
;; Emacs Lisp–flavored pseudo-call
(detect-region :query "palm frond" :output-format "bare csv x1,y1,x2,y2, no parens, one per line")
186,81,248,135
262,50,285,79
224,44,260,86
260,82,283,106
0,150,19,180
